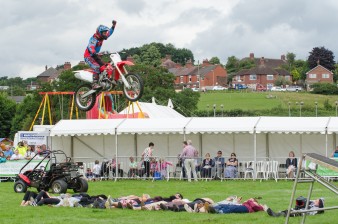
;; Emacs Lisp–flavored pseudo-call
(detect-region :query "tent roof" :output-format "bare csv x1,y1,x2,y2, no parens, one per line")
185,117,260,134
327,117,338,134
50,119,124,136
119,102,184,118
117,118,191,135
255,117,330,134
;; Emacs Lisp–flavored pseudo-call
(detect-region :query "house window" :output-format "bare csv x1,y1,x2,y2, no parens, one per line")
197,75,200,82
309,74,316,78
322,74,329,78
180,76,183,83
188,75,192,83
250,74,257,80
285,75,290,81
267,75,274,80
236,75,241,81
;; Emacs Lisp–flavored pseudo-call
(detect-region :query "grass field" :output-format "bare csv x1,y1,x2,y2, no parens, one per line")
1,180,337,224
198,91,338,113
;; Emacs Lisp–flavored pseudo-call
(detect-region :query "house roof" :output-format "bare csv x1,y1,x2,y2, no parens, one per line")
235,66,291,76
169,65,218,77
306,65,333,74
241,57,287,68
37,67,58,78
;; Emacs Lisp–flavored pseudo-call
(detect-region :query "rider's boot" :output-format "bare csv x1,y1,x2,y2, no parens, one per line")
92,73,102,90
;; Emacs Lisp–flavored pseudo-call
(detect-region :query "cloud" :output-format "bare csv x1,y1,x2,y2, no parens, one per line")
1,0,338,79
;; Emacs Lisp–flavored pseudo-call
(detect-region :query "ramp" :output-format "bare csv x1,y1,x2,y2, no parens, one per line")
285,153,338,224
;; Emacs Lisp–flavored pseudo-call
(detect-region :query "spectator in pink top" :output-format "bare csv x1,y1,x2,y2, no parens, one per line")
180,140,198,182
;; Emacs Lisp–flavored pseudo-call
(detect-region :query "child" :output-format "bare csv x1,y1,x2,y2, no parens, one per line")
156,158,173,179
92,160,101,178
85,168,94,180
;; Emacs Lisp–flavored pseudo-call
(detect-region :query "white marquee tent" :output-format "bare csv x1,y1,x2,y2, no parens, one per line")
49,117,338,167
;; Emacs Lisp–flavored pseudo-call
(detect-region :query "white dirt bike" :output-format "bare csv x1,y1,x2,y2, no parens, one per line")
74,52,144,111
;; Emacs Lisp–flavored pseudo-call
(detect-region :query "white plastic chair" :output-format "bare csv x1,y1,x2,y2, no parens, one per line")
244,161,254,179
255,161,267,179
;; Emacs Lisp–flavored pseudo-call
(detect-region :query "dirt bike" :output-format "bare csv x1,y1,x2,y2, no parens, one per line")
74,52,144,111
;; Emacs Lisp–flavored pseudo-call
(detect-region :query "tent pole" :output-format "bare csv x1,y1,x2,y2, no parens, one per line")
115,129,118,182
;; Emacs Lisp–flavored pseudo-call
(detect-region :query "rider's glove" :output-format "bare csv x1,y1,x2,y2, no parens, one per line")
112,20,117,28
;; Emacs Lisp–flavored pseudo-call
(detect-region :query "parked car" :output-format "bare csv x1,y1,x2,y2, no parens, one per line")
234,84,248,90
191,87,200,92
270,86,286,92
256,84,267,91
212,86,227,91
286,86,303,92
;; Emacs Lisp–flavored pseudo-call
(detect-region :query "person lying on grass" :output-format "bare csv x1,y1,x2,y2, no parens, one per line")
203,197,268,214
266,197,324,217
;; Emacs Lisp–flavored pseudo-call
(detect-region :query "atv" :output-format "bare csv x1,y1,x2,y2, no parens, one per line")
14,150,88,194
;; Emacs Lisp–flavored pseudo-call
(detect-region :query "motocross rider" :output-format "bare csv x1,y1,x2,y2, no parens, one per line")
84,20,117,89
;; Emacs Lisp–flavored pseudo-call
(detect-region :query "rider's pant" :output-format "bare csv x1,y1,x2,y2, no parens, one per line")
84,56,100,75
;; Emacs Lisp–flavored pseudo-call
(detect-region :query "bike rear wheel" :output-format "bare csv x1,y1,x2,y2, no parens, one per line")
123,73,143,102
75,83,97,111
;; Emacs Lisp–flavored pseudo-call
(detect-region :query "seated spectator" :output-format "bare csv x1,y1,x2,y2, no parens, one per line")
201,153,214,178
331,146,338,158
24,145,36,160
92,160,101,178
214,150,225,179
286,151,297,178
10,149,24,160
0,151,6,163
3,145,13,160
110,157,124,177
85,168,94,180
224,152,238,178
15,141,27,157
128,156,138,177
38,144,49,156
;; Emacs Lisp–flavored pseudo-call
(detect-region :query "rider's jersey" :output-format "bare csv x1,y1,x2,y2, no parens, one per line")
84,27,114,58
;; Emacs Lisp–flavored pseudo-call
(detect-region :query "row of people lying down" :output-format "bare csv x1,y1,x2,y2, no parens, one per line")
20,190,325,217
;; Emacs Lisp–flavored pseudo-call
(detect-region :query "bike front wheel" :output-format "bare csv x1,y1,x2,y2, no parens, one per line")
75,83,97,111
123,73,144,102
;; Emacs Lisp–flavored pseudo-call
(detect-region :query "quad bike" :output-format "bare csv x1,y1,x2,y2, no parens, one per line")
74,52,144,111
14,150,88,194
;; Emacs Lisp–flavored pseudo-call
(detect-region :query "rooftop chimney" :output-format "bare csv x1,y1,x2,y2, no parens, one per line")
260,57,265,65
250,53,254,60
64,62,71,70
202,59,210,66
186,59,193,68
281,55,286,60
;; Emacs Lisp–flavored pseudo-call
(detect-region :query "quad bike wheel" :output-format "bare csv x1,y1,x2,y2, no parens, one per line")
51,179,68,194
73,178,89,193
14,180,28,193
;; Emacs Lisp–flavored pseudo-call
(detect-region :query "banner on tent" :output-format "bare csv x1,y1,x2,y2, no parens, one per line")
0,160,47,177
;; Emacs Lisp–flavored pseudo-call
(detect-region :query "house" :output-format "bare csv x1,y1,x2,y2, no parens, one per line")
37,62,72,83
305,64,334,89
233,53,292,90
163,57,227,90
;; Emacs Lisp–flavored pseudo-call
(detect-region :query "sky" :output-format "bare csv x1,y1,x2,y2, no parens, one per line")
2,0,338,79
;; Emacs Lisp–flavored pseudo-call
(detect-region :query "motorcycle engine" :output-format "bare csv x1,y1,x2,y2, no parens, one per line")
100,81,112,90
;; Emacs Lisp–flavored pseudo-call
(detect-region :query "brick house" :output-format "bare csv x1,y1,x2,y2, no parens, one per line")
163,56,227,90
233,53,292,90
37,62,72,83
305,64,334,89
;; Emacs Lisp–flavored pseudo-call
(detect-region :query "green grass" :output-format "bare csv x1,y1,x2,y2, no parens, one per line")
198,91,338,111
1,180,337,224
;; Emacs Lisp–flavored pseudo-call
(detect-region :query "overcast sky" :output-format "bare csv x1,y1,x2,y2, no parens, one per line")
2,0,338,79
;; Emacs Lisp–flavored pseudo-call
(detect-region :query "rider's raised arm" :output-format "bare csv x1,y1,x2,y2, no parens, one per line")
107,20,117,39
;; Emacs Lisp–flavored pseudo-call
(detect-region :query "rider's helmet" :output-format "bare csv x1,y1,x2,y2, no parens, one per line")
96,25,110,40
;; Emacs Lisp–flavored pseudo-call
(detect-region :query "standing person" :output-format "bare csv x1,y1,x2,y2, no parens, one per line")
84,20,117,89
286,151,297,178
92,160,101,178
180,140,198,182
214,150,225,179
142,142,155,178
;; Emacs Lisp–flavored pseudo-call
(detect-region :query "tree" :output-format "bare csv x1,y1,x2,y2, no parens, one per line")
225,56,240,73
286,52,296,71
209,57,221,65
141,45,162,67
0,93,16,137
308,46,335,71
